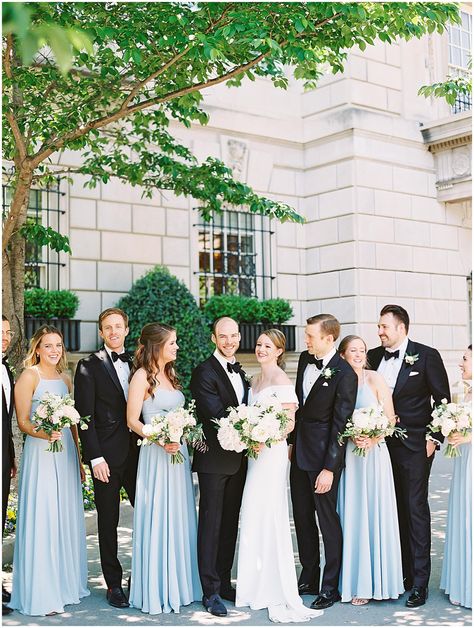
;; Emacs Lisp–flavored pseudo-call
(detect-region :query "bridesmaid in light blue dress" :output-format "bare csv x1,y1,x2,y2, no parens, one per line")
9,326,89,616
337,335,404,605
440,346,472,609
127,323,201,615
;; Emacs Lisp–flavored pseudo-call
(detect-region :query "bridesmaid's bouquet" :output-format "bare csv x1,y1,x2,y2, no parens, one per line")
32,392,89,452
139,400,205,464
428,398,471,458
214,397,290,459
338,404,406,457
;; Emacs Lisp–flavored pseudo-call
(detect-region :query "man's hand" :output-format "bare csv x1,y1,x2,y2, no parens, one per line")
93,460,110,483
287,444,293,462
426,439,437,458
314,469,334,494
10,459,17,479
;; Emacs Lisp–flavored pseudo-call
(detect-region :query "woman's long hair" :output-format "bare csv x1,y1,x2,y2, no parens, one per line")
24,325,68,373
131,322,180,397
260,328,286,370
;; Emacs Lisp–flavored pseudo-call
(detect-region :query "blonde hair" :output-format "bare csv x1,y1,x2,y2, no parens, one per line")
24,325,68,373
260,328,286,369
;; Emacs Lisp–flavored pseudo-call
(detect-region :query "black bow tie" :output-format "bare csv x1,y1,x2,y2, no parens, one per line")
111,351,130,363
308,355,324,371
384,349,399,361
227,361,242,374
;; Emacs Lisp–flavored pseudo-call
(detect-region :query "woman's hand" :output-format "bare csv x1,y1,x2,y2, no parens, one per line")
352,435,370,449
48,430,62,443
79,463,86,483
447,431,472,447
163,442,180,454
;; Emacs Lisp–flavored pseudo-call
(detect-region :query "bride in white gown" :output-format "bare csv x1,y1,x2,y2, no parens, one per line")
236,330,323,623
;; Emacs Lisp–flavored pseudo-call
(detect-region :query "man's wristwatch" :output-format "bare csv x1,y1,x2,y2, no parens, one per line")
425,434,441,450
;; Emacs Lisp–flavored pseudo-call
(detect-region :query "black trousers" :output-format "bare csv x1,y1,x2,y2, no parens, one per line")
2,455,12,536
290,459,343,594
197,461,246,598
90,447,138,588
388,443,434,589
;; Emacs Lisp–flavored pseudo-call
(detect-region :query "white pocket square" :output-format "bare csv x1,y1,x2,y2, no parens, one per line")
409,371,419,376
322,382,329,386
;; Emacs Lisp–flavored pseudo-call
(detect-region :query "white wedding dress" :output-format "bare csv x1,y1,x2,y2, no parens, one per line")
236,385,323,623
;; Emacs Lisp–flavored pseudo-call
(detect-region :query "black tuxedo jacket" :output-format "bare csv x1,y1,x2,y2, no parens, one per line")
190,355,249,475
291,351,358,474
74,347,135,467
367,340,450,452
2,359,15,471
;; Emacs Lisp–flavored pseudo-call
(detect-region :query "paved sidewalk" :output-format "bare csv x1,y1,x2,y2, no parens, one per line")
3,453,472,627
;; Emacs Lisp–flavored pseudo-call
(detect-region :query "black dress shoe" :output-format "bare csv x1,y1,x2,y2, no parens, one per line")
203,594,227,617
106,586,130,608
403,578,413,592
298,583,319,596
220,587,236,603
310,590,341,610
2,587,11,603
406,587,428,608
3,604,13,615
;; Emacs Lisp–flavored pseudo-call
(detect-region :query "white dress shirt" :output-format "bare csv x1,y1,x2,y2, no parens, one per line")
213,350,245,405
2,359,11,413
91,345,130,469
376,337,409,391
302,347,337,404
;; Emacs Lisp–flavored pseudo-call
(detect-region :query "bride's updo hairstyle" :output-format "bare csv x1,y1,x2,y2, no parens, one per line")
338,334,370,369
131,322,180,396
261,328,286,370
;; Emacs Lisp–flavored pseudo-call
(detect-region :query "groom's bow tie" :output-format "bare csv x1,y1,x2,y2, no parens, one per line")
384,349,399,361
227,361,242,374
111,351,130,363
308,355,324,370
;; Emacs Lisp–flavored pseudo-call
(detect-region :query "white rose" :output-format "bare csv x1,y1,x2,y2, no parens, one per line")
51,409,63,425
80,423,89,431
217,425,246,453
63,405,80,421
441,418,457,437
323,368,332,378
142,424,153,437
35,405,48,419
169,427,183,443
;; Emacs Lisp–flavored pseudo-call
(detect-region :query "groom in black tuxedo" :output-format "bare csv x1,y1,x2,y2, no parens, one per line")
74,308,139,609
367,304,450,608
289,314,357,610
190,317,249,618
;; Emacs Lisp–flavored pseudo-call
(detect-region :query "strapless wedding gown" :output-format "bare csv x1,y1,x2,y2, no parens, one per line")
236,385,323,623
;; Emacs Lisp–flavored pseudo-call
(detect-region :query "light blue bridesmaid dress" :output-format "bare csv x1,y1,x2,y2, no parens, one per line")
337,378,404,602
129,389,201,614
9,376,89,616
440,440,472,608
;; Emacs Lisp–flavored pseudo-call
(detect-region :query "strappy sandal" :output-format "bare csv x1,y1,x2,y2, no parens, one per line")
351,598,369,606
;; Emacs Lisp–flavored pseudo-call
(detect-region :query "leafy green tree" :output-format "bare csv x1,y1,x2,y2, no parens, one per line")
418,58,472,106
2,2,460,352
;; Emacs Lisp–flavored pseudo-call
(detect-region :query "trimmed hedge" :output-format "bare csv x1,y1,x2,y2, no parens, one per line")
202,295,293,325
116,266,212,399
24,288,79,319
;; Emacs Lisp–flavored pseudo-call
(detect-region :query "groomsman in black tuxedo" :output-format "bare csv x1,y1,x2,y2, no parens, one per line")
190,317,250,618
74,308,139,609
2,316,16,616
367,304,450,608
289,314,357,610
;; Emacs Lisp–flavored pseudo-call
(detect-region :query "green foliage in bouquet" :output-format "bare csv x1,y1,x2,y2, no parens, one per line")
24,288,79,319
117,266,212,398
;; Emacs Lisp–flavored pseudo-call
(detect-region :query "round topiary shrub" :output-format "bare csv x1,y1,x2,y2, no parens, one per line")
116,266,212,398
24,288,79,319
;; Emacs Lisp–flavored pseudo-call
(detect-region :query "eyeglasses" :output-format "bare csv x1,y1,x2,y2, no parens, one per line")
2,331,15,338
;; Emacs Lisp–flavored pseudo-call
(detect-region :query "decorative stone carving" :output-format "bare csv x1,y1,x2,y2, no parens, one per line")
220,136,249,182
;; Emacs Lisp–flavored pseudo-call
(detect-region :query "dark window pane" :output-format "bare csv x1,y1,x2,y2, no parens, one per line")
241,235,253,253
199,251,210,272
228,234,239,252
239,277,254,297
241,255,255,275
213,276,224,295
227,253,239,274
213,252,223,273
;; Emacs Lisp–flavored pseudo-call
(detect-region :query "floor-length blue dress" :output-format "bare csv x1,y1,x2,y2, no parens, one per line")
9,376,89,616
337,380,404,602
129,389,201,614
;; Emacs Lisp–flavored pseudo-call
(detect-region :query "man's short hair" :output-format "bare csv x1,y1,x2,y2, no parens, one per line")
98,307,129,330
380,304,410,332
212,316,239,336
2,315,8,322
306,314,341,342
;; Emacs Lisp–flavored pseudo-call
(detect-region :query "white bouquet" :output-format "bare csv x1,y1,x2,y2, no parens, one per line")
338,404,406,457
214,396,290,459
429,398,471,458
139,399,205,464
32,392,89,452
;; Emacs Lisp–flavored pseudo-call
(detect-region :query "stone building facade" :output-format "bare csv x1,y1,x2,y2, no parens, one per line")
35,15,471,381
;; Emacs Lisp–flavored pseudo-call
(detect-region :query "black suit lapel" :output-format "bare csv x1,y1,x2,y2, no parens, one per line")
97,348,126,398
2,360,14,421
393,339,417,398
369,346,385,371
304,352,340,407
296,352,308,407
209,355,239,407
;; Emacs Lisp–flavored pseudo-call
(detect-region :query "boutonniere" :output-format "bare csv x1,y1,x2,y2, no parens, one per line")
3,356,16,378
322,367,339,380
404,353,419,366
242,371,252,384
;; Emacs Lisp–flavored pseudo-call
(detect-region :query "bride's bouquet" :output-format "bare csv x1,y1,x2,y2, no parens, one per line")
214,397,290,459
139,400,206,464
32,392,89,452
338,404,406,457
428,398,471,458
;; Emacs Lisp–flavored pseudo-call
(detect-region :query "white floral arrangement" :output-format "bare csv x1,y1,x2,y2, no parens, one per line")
32,392,89,452
214,396,290,459
338,403,406,457
404,353,419,365
428,398,471,458
138,399,205,464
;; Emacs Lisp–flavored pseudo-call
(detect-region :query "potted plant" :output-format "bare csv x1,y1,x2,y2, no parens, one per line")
24,288,81,351
202,295,296,352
